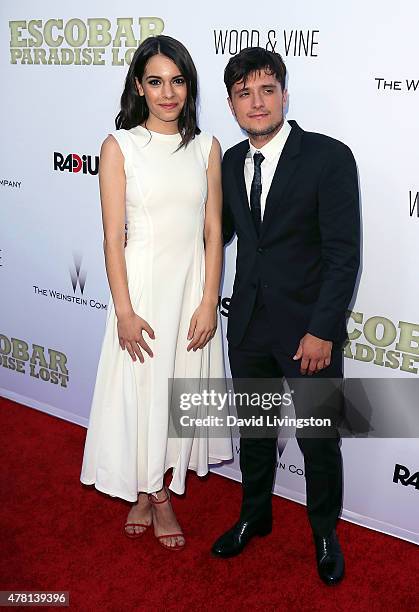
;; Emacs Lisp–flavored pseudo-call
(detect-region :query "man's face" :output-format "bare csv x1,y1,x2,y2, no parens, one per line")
228,69,288,137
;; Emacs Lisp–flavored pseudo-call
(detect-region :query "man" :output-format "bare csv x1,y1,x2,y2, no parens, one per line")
211,47,360,586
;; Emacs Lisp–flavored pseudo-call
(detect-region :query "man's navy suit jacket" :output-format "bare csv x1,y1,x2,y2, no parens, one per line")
222,119,361,354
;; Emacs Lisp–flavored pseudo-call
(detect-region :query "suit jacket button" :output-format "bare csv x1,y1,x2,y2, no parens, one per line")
263,283,269,289
257,247,264,253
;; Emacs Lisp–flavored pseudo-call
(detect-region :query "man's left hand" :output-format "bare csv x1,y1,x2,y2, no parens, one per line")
293,333,333,375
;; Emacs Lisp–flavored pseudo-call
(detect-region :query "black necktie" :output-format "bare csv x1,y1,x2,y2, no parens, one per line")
250,152,264,235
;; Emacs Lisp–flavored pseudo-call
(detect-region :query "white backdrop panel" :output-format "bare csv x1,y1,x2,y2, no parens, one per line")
1,0,418,544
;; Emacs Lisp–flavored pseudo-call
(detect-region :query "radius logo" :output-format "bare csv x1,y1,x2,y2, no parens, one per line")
54,152,99,175
393,464,419,490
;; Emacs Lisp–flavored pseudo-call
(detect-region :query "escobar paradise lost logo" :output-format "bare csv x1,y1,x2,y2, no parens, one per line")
0,334,69,388
9,17,164,66
219,298,419,375
344,311,419,375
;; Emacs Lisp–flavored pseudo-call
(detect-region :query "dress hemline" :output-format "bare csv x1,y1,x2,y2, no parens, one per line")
79,457,233,502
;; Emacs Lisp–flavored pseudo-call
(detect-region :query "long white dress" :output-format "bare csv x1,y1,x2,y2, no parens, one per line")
80,125,232,502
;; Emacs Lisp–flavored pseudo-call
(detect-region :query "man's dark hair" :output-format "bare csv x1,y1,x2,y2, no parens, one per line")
224,47,287,97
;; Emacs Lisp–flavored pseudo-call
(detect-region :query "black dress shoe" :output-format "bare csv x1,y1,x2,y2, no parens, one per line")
211,518,272,558
314,529,345,585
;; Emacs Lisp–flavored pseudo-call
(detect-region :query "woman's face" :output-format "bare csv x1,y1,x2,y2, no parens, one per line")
135,54,187,130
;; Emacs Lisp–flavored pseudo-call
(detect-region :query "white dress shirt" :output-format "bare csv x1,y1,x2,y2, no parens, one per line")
244,120,292,219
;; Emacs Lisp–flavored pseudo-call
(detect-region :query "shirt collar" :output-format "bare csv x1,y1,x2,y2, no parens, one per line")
248,119,291,162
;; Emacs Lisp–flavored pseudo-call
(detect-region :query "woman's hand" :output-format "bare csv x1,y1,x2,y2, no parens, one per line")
117,312,155,363
187,302,217,351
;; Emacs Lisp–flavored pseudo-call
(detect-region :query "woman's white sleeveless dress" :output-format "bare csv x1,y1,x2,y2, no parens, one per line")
80,126,232,502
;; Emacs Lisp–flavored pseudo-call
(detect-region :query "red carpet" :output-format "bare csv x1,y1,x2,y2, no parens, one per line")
0,396,417,611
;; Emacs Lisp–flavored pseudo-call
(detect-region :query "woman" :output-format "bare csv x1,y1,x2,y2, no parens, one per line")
80,35,232,550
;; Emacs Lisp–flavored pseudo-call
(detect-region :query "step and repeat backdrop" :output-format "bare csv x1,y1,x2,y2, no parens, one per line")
1,1,418,544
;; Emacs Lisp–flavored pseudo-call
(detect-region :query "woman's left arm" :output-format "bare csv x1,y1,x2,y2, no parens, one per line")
187,137,223,351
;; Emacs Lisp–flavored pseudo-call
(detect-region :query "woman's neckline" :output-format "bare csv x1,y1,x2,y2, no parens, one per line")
135,124,181,139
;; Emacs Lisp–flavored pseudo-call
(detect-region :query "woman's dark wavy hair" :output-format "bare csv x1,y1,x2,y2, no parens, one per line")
115,35,200,148
224,47,287,97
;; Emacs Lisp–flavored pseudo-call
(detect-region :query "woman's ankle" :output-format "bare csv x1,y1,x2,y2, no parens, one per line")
134,492,151,506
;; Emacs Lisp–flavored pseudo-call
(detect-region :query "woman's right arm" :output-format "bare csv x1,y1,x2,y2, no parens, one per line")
99,136,132,320
99,135,154,362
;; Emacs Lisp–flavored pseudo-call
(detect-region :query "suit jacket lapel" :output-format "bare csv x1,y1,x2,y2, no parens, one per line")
261,120,303,236
232,140,258,241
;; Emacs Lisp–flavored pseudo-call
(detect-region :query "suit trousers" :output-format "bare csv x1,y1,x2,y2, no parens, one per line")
228,286,344,537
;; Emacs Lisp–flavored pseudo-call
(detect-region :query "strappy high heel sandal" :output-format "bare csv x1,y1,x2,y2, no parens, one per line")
148,486,186,551
124,496,152,539
124,520,150,539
